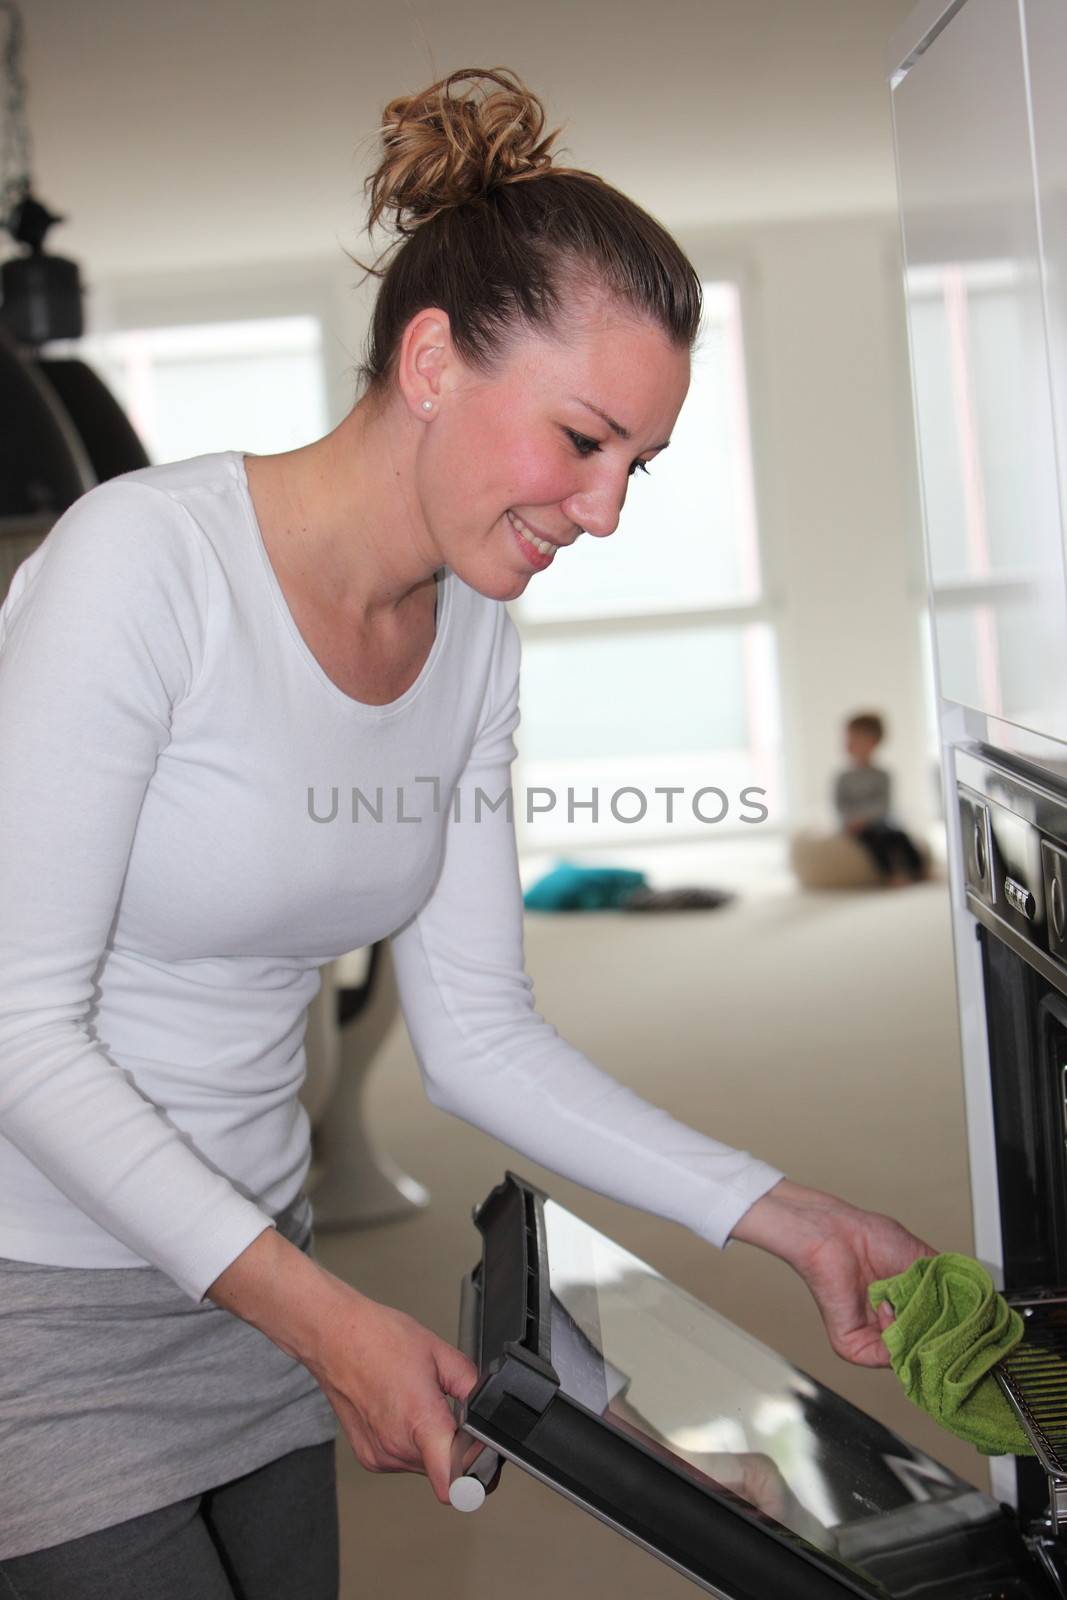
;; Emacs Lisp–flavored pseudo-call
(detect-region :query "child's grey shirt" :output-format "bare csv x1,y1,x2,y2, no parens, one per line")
834,764,891,825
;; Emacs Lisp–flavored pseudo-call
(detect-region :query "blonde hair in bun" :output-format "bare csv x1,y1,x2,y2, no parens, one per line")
367,67,562,237
357,66,701,393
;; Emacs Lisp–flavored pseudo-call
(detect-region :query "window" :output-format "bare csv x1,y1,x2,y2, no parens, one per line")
73,315,329,463
512,282,781,852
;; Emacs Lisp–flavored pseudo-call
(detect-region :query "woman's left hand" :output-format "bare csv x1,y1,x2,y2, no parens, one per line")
729,1178,936,1367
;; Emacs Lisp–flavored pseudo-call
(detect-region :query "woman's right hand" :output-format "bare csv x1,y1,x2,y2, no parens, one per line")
206,1225,480,1503
305,1287,481,1503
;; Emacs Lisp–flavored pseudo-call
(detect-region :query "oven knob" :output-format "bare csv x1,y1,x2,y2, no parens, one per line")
1004,877,1036,920
973,817,987,883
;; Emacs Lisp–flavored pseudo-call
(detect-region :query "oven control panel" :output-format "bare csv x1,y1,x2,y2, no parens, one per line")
1004,876,1037,921
959,789,995,910
957,783,1045,941
957,747,1067,982
1043,842,1067,964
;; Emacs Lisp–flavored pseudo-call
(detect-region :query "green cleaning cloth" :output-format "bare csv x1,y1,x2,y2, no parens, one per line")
868,1252,1033,1456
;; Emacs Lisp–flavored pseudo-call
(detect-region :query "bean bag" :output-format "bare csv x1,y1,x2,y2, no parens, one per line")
789,829,930,890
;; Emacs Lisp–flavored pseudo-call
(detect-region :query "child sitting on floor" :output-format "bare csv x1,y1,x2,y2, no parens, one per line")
834,711,925,885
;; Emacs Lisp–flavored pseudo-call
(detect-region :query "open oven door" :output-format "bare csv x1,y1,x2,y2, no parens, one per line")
452,1173,1057,1600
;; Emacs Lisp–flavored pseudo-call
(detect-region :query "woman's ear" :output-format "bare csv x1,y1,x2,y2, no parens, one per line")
396,309,454,421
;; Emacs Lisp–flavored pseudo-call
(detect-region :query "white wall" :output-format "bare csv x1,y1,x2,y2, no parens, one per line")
20,0,918,277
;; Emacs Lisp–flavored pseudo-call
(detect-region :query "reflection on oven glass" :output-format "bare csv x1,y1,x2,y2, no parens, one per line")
543,1200,988,1579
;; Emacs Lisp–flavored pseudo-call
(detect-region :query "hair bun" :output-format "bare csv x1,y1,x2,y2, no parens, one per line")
366,67,560,236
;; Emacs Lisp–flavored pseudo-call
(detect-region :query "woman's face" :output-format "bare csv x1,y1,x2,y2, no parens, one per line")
410,302,691,601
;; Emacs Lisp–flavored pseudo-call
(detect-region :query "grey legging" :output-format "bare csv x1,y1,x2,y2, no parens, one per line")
0,1442,338,1600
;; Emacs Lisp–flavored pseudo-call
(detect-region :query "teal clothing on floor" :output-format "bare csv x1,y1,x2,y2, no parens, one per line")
868,1253,1033,1457
523,864,647,911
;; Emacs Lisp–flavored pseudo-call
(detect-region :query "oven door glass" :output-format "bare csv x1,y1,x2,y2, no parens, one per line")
457,1175,1050,1600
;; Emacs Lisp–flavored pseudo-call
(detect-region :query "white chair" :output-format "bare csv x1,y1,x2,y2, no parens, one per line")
301,941,430,1230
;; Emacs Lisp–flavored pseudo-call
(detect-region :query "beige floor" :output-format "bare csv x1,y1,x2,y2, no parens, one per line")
314,879,982,1599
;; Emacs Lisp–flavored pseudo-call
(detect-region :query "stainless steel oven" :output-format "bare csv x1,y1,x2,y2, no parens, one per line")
955,746,1067,1571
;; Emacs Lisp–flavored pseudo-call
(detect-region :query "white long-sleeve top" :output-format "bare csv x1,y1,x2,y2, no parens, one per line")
0,452,782,1302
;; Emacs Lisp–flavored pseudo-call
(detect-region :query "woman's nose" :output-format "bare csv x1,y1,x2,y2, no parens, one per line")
561,474,628,539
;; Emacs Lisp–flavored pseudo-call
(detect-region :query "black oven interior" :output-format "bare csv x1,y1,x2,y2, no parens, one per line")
982,937,1067,1298
982,933,1067,1534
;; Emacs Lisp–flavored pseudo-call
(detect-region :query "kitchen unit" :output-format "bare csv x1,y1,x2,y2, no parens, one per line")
889,0,1067,1535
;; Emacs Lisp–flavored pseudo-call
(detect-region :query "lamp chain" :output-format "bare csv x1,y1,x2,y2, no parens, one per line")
0,0,31,225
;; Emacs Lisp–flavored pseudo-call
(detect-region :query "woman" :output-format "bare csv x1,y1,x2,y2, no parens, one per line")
0,68,929,1597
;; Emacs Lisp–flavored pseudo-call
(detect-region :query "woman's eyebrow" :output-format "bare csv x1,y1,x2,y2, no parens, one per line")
570,396,671,452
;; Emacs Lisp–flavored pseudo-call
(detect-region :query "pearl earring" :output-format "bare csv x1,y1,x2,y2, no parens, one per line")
421,399,434,412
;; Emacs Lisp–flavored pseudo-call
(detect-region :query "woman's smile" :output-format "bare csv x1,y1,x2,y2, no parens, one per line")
506,508,564,569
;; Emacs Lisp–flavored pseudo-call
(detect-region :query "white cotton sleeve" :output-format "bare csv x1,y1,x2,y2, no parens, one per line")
0,483,275,1301
389,608,783,1248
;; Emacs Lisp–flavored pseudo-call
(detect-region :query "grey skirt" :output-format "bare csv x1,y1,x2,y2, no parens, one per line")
0,1194,338,1560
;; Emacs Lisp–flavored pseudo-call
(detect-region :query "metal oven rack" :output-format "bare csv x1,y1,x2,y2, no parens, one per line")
997,1294,1067,1593
998,1295,1067,1514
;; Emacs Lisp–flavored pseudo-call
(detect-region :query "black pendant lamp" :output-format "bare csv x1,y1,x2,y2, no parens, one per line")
1,0,148,519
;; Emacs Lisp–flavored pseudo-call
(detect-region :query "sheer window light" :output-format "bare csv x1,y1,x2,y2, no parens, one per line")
75,316,328,463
